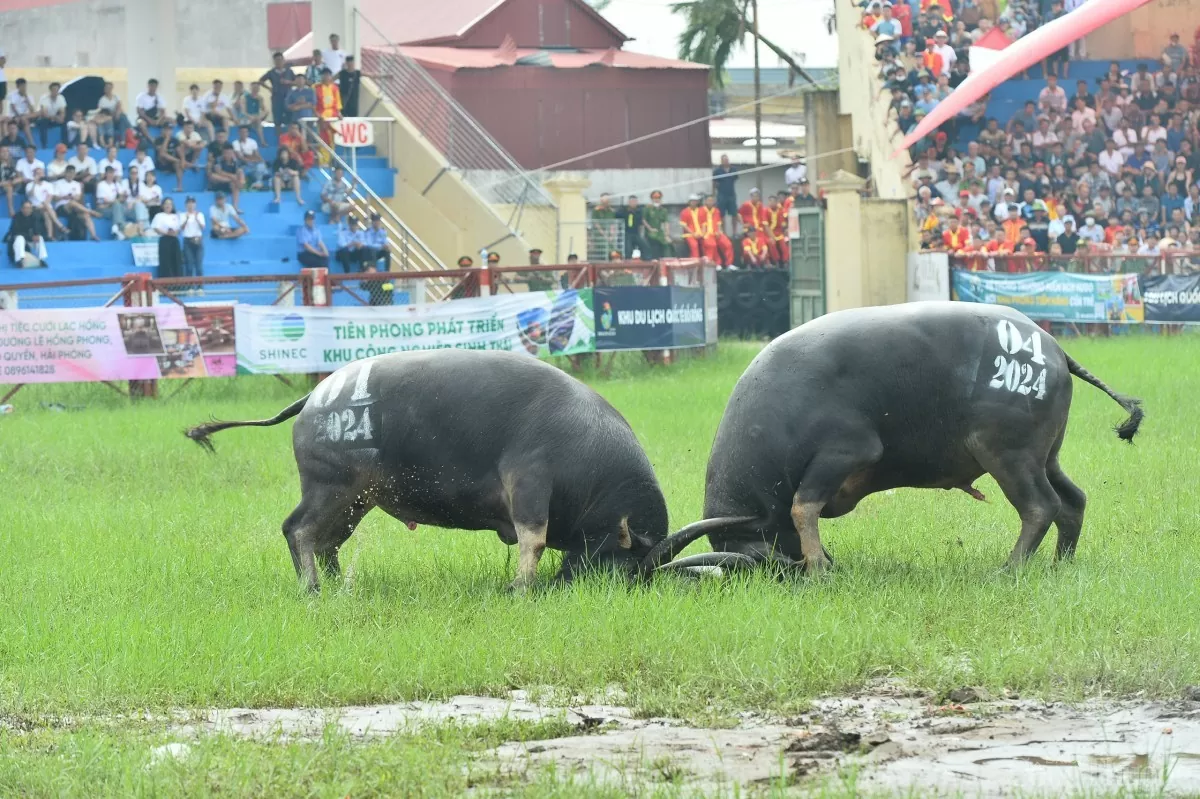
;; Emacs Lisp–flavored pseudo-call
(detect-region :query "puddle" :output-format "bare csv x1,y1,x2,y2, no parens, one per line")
31,688,1200,796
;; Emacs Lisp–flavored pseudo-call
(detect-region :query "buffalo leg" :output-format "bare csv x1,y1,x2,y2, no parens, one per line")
791,441,883,574
985,457,1062,565
282,488,370,593
1047,459,1086,560
314,497,371,579
502,472,550,593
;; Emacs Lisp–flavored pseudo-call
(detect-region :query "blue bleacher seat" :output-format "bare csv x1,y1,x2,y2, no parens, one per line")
1,126,396,307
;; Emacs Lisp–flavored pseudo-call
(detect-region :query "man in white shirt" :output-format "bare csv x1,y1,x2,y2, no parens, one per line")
181,84,215,141
1037,74,1068,115
95,166,131,239
232,124,269,188
52,166,98,240
322,34,348,76
15,145,44,183
1078,216,1105,244
209,191,249,240
1098,140,1125,177
37,81,67,148
135,78,167,138
129,146,156,181
203,79,235,135
931,30,957,70
6,78,35,143
783,155,806,187
25,168,63,238
97,145,123,181
67,143,99,194
180,195,206,279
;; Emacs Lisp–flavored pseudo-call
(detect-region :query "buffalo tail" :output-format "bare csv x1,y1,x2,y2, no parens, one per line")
184,392,312,454
1065,353,1143,442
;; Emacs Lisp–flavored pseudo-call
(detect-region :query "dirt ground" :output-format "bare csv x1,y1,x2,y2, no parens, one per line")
144,683,1200,796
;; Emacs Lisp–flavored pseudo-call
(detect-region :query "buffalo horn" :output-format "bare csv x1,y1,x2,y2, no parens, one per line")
638,516,758,574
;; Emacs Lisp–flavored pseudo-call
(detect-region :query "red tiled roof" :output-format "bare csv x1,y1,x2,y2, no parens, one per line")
396,45,708,71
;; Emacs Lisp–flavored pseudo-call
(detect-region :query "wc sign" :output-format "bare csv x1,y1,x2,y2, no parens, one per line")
334,119,375,148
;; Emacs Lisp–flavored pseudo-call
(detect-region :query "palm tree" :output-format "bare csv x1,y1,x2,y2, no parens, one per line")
671,0,818,88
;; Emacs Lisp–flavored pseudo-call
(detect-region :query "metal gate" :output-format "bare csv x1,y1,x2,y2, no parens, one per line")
789,207,825,327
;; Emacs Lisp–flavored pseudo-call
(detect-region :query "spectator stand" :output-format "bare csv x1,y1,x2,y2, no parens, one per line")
863,0,1200,270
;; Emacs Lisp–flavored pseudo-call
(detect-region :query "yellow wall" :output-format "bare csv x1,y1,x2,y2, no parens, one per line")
1086,2,1200,59
836,0,913,201
861,199,911,306
823,172,912,312
805,90,859,182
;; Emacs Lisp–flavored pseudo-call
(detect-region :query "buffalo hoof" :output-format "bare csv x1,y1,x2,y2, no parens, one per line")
506,578,536,595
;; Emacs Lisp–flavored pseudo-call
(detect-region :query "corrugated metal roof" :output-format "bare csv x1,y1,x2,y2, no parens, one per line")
356,0,627,47
397,45,708,71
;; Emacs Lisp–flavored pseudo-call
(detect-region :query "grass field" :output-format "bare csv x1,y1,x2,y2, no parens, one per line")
2,334,1198,796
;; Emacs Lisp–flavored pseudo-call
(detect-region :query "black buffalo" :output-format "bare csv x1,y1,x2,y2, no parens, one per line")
186,350,714,591
654,302,1144,574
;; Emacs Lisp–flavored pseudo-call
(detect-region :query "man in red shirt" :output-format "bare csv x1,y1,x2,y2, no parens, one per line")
766,194,790,265
739,188,775,265
942,214,972,253
679,194,707,259
701,194,734,267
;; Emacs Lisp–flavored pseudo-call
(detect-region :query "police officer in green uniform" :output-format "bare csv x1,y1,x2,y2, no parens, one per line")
590,193,616,259
526,247,554,291
642,189,670,259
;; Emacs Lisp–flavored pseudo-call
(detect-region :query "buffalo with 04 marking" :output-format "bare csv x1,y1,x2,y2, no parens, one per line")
184,349,730,592
650,302,1144,575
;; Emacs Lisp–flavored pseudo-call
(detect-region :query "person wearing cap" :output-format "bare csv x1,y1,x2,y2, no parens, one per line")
642,189,670,259
334,214,366,273
930,29,956,71
1027,200,1051,252
621,194,644,260
934,164,959,203
210,192,248,241
456,255,474,268
296,209,329,269
487,251,501,266
920,39,945,78
679,194,707,260
738,187,776,265
870,3,901,38
358,213,390,271
699,194,734,267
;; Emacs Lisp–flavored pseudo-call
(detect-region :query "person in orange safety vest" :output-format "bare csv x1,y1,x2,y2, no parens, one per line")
679,194,707,259
700,194,734,267
738,188,772,267
765,194,789,266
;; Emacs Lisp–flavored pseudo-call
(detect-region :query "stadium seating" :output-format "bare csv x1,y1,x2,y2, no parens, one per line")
1,126,397,308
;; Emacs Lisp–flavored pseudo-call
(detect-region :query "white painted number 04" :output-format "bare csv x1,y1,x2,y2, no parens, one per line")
989,320,1048,400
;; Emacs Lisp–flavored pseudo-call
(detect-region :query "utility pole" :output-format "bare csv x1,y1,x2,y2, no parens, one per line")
752,0,762,193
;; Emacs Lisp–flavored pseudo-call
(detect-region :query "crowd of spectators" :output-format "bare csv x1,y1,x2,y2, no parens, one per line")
0,33,376,277
865,0,1200,271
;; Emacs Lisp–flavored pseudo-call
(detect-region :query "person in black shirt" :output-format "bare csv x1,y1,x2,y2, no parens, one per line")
4,200,49,266
712,155,738,236
621,195,644,260
338,55,362,117
1055,217,1081,254
260,52,297,129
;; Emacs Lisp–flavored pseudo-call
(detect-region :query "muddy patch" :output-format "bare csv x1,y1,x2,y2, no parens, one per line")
32,688,1200,795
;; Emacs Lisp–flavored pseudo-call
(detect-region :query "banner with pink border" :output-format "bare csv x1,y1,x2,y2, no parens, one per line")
0,305,237,384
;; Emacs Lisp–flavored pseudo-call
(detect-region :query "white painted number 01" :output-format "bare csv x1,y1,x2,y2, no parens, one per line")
313,361,376,443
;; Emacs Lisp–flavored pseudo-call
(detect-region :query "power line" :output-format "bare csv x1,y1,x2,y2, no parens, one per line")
615,145,858,198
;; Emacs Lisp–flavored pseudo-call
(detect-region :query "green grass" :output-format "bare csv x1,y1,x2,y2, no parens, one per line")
1,335,1198,795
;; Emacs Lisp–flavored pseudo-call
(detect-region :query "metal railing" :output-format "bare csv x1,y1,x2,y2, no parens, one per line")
949,252,1200,275
297,119,460,301
297,116,396,172
587,219,627,263
355,10,558,253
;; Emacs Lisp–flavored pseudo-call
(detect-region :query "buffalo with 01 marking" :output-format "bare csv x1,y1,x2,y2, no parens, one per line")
653,302,1144,574
184,350,719,592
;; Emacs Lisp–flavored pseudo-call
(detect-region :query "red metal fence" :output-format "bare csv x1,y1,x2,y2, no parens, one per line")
949,252,1200,275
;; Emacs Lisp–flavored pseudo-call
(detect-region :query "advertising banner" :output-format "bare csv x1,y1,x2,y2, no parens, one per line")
594,286,706,351
951,269,1144,323
1140,273,1200,323
235,289,595,374
0,304,237,383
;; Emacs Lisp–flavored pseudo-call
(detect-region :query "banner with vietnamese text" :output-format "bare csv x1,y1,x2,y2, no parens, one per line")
234,289,596,374
594,286,707,351
951,269,1144,323
1139,273,1200,323
0,305,236,383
